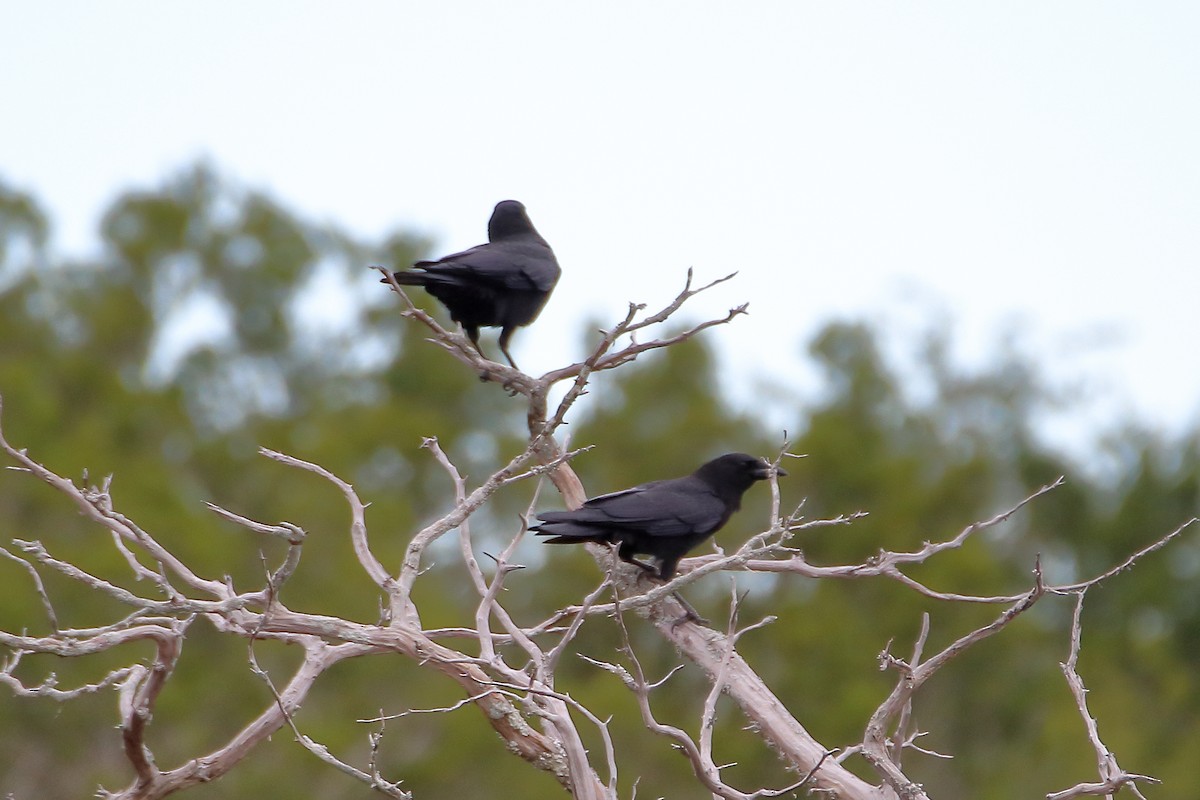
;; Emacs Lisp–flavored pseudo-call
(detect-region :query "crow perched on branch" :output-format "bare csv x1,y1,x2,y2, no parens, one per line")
532,453,785,580
384,200,560,370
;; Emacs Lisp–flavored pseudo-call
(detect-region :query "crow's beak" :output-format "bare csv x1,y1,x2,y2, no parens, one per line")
756,463,786,479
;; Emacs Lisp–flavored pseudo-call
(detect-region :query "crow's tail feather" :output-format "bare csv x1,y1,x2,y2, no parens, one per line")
540,535,599,545
530,521,612,545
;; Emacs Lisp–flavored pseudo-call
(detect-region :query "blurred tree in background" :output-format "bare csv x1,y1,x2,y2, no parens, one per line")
1,165,1197,798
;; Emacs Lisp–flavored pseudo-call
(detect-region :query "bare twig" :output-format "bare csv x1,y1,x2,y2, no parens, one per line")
0,544,59,630
393,435,553,622
0,397,227,601
1045,592,1161,800
259,447,392,594
247,639,412,799
890,613,930,768
685,478,1066,605
0,659,139,701
592,593,818,800
1051,517,1196,594
864,561,1048,799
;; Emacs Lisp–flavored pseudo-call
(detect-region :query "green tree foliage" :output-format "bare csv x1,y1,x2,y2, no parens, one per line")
1,166,1197,798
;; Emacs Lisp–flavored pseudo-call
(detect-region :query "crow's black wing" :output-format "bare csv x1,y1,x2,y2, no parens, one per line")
414,239,559,292
548,478,727,538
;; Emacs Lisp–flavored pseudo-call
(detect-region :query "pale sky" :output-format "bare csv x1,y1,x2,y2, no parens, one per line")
3,3,1199,455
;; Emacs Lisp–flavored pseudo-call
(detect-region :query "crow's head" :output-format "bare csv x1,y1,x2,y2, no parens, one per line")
488,200,536,241
696,452,786,497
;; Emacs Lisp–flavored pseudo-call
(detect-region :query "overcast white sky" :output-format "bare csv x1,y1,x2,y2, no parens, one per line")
3,3,1199,452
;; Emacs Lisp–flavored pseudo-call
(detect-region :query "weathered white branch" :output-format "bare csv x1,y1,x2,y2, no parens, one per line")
12,538,277,617
864,562,1047,799
418,442,609,800
1045,592,1161,800
0,656,139,701
1051,517,1196,594
394,436,538,620
0,543,59,629
258,447,392,594
593,595,820,800
0,409,228,601
100,638,375,799
651,607,880,798
890,613,930,768
686,478,1066,605
247,640,412,799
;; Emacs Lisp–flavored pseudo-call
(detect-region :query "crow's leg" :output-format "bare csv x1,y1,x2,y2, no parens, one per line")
655,558,707,624
617,541,658,575
668,589,707,626
497,326,521,371
464,325,487,358
657,557,681,581
624,551,706,625
465,324,500,382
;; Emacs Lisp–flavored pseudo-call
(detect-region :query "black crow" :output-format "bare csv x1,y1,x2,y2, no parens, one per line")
532,453,785,580
385,200,560,370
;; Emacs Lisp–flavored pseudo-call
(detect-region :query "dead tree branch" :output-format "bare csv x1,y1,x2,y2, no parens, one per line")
1043,592,1165,800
